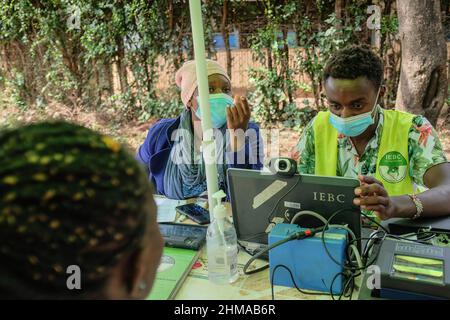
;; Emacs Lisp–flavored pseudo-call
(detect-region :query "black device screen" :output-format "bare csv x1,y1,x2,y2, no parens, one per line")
176,204,210,224
227,169,362,250
159,223,207,250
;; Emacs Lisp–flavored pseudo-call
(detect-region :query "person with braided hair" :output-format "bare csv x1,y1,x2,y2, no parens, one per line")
292,44,450,221
0,121,164,299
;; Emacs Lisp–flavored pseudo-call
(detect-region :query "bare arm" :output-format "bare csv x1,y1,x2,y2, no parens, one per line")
354,162,450,220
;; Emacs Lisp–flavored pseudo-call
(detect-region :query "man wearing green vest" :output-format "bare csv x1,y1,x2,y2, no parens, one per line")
292,45,450,221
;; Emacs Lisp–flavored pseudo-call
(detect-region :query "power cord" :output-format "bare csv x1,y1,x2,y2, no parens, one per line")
266,175,302,224
244,218,359,300
244,205,437,300
270,264,331,299
238,241,270,275
243,226,326,275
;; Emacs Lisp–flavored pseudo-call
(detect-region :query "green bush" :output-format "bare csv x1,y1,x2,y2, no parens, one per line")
282,100,317,132
249,67,299,126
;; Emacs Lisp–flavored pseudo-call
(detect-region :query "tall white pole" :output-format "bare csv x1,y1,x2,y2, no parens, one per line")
188,0,219,212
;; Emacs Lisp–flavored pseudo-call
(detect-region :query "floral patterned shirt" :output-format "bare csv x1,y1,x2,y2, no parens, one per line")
292,107,448,189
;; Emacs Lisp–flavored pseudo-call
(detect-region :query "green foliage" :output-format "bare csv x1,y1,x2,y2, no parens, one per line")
248,0,300,126
282,103,317,132
4,70,27,110
138,97,184,123
381,15,399,35
0,0,224,122
0,0,377,131
248,67,299,126
294,11,364,109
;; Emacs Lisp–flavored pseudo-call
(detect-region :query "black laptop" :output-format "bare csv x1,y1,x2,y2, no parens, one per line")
227,168,362,255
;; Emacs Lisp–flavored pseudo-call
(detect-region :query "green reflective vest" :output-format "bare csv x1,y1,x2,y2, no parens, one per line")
313,109,415,196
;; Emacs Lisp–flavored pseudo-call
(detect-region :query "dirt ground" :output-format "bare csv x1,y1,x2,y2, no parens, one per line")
1,101,449,160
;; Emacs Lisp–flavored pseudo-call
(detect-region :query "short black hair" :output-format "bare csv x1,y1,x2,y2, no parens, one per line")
323,45,383,88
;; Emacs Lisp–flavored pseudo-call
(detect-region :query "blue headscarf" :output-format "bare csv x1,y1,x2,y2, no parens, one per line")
163,110,228,199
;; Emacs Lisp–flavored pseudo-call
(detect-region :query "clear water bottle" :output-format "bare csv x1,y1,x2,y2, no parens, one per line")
207,190,239,284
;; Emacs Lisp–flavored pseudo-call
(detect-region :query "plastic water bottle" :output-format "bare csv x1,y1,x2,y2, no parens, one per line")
206,190,239,284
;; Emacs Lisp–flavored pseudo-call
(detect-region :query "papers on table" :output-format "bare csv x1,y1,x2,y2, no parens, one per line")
155,196,185,223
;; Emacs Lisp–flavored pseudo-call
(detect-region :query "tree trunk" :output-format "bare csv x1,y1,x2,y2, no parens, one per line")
370,0,382,51
381,0,401,108
335,0,345,29
395,0,448,126
281,27,292,104
103,61,114,96
116,37,129,94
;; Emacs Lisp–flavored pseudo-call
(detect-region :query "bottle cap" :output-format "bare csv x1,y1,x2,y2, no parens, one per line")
212,190,227,219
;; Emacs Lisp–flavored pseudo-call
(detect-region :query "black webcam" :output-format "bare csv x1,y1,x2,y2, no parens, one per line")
268,157,298,177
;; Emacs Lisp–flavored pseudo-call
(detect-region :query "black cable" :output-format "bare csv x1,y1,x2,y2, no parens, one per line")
240,175,311,259
320,207,358,270
243,226,326,275
358,210,433,245
317,208,382,298
329,272,342,300
321,208,431,272
237,242,270,274
343,238,383,272
345,231,386,270
246,221,357,300
246,205,434,295
344,271,361,300
331,271,357,300
266,175,302,224
243,237,291,275
261,205,437,298
270,264,331,300
240,195,442,301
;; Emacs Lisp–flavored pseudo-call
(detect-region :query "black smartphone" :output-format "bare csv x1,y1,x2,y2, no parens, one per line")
176,203,210,225
159,223,207,250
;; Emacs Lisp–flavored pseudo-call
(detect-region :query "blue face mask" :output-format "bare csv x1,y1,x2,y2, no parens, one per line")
195,93,234,128
329,88,381,137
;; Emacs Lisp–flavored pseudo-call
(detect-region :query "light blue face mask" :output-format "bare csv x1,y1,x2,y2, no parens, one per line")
195,93,234,128
329,88,381,137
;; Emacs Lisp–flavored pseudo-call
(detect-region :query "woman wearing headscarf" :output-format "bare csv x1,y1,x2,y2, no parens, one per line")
0,121,164,299
137,59,264,199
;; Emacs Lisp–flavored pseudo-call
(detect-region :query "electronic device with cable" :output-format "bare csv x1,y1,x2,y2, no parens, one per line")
159,222,208,250
269,223,348,294
374,238,450,299
175,203,210,225
268,157,298,176
227,168,362,254
382,216,450,236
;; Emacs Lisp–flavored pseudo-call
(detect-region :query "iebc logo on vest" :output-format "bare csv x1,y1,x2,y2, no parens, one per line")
378,151,408,183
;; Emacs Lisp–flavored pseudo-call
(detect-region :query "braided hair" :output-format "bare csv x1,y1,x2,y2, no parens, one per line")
0,121,153,299
323,44,384,88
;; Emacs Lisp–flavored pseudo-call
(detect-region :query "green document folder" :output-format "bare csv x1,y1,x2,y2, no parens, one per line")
147,247,200,300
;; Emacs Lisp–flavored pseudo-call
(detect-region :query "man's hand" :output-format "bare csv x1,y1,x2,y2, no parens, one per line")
353,175,398,220
227,96,251,151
